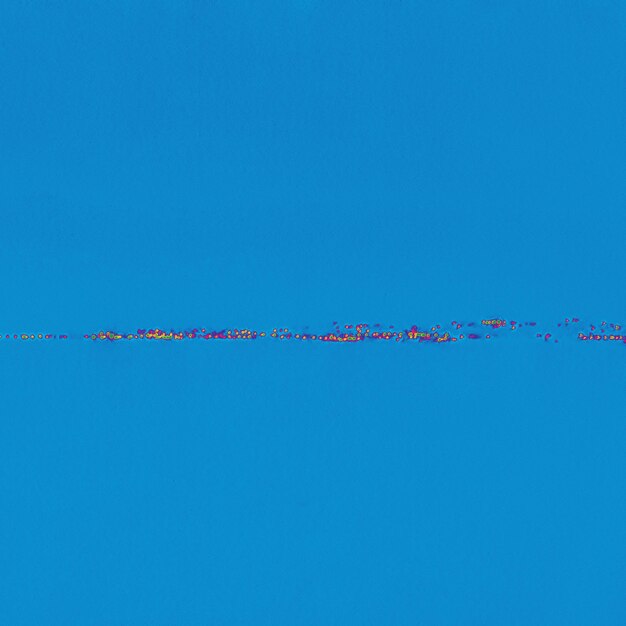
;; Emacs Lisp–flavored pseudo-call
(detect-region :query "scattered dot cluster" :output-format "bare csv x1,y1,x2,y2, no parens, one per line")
1,334,68,341
76,319,622,344
3,319,624,344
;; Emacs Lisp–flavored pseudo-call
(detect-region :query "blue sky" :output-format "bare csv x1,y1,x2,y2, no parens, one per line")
0,1,625,624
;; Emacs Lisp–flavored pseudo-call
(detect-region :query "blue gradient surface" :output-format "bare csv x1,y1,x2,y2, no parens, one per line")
0,2,625,624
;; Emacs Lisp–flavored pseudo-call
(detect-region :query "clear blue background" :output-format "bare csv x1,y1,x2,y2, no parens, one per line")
1,1,625,623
